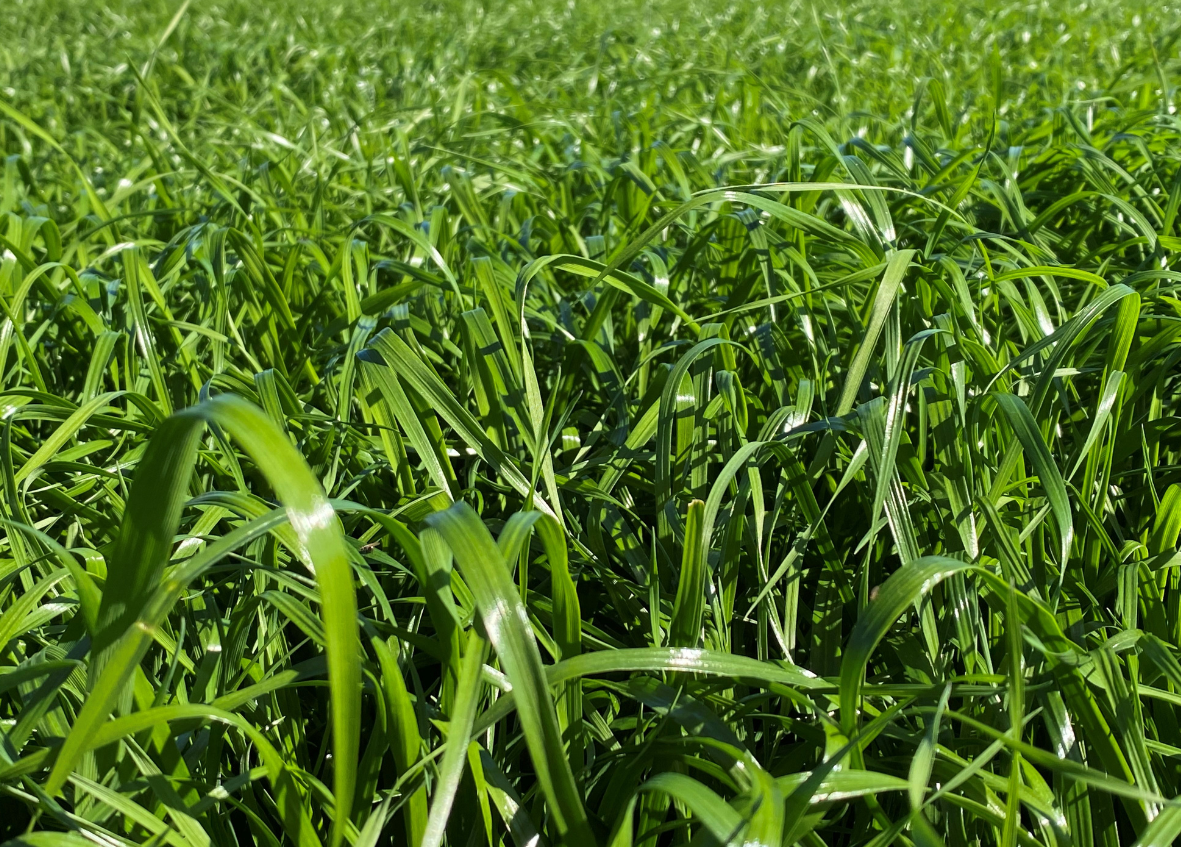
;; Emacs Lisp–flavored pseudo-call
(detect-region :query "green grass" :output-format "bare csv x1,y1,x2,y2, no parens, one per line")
2,0,1181,844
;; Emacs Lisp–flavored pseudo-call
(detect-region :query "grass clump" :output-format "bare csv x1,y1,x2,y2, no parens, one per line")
2,0,1181,845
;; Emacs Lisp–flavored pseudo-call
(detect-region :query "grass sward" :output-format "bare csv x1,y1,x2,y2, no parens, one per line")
3,0,1181,844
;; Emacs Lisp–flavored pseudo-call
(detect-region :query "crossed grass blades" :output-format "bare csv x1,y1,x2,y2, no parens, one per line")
2,0,1181,844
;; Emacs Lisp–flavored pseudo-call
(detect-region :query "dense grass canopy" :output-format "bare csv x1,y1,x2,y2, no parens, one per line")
3,1,1181,845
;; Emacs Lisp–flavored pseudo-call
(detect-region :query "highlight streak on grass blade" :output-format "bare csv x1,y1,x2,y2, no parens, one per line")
425,502,591,847
46,396,359,847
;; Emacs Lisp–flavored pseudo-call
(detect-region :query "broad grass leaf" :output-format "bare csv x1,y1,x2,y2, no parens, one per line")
425,502,591,846
839,557,973,734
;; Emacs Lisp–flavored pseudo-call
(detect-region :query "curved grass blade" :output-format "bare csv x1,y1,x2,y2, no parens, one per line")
46,396,360,847
425,502,592,847
839,557,973,734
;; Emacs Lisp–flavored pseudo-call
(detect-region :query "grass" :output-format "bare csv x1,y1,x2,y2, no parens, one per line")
1,0,1181,844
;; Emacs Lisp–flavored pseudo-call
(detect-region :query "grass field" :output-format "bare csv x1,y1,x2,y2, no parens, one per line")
3,0,1181,845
